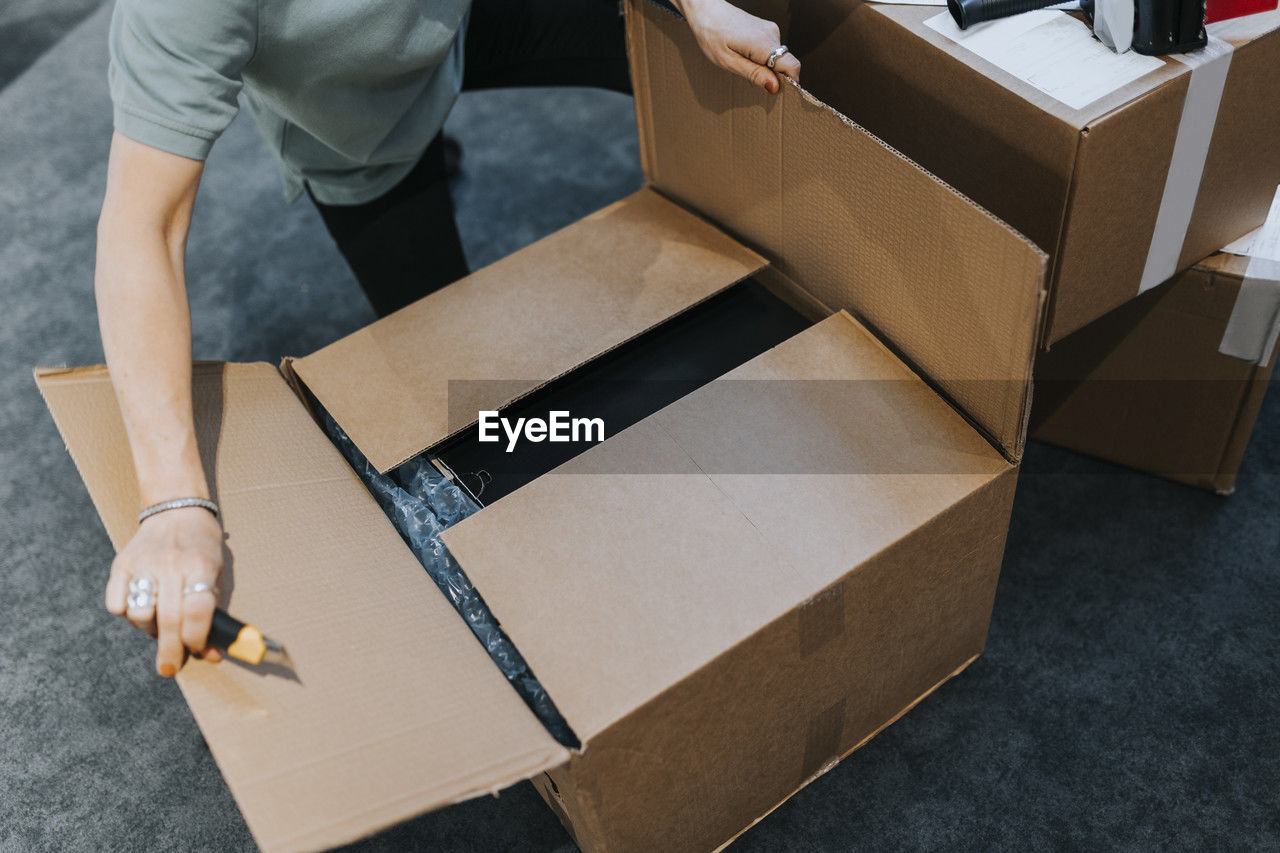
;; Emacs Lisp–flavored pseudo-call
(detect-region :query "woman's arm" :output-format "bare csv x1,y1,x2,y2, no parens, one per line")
673,0,803,93
96,131,224,677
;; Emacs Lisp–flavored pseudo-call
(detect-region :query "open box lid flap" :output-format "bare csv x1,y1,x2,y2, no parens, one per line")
441,312,1012,743
628,0,1049,461
36,363,568,853
292,188,768,474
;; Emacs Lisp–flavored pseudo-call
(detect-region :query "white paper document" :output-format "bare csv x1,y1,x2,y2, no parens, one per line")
925,11,1164,110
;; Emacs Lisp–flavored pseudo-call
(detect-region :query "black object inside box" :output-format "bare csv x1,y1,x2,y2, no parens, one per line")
433,278,813,505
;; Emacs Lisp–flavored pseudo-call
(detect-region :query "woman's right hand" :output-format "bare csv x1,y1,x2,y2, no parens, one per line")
104,506,225,677
677,0,802,95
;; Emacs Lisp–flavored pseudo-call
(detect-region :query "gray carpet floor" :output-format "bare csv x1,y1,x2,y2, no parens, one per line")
1,4,1277,851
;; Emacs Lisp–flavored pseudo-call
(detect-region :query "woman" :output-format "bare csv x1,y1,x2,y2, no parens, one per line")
97,0,801,677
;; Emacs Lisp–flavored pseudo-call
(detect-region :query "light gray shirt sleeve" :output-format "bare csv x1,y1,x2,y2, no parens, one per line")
107,0,258,160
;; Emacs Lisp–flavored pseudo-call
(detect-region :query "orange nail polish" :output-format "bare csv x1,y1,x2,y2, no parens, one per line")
159,663,176,678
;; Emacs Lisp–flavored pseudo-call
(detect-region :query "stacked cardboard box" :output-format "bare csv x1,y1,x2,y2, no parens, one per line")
770,0,1280,488
1033,224,1279,493
33,1,1279,851
786,0,1280,341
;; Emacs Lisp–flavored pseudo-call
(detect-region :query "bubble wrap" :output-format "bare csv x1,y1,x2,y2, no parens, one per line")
319,407,577,748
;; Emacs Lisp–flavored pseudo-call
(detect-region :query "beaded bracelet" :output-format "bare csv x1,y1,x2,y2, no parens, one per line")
136,497,220,525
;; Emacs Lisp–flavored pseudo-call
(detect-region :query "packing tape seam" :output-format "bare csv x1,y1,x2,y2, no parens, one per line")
1138,37,1235,294
1219,187,1280,365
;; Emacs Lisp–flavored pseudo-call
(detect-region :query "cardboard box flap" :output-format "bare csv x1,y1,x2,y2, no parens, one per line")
628,0,1048,461
292,188,767,474
35,363,568,853
440,312,1011,743
790,0,1084,256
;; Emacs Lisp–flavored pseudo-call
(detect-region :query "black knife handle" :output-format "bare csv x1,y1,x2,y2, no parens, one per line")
208,608,248,652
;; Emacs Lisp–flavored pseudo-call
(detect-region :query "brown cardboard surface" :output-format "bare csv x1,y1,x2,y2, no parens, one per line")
628,0,1048,461
1048,81,1188,337
441,313,1010,746
794,0,1081,255
35,363,568,852
787,0,1280,343
1183,29,1280,268
292,187,766,473
539,467,1017,853
1031,257,1278,492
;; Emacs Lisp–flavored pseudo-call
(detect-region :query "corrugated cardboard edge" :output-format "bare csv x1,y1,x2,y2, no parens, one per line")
632,0,1050,260
858,3,1084,352
750,78,1049,462
1040,130,1089,349
628,0,1048,464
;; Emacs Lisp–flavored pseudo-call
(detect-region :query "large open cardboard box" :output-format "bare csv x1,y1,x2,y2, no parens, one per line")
761,0,1280,343
36,2,1049,850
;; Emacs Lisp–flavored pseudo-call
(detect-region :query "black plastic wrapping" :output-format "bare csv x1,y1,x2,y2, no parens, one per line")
318,405,579,749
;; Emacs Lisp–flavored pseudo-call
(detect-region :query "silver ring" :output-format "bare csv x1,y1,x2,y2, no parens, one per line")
127,577,157,611
766,45,790,70
183,582,218,597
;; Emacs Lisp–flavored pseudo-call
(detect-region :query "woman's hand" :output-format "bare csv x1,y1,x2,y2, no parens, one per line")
676,0,801,94
104,507,225,676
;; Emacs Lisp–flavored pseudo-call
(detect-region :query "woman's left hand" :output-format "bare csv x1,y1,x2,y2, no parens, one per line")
675,0,801,94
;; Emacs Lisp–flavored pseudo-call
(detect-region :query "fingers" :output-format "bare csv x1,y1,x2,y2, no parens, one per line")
106,509,225,676
726,22,783,93
105,558,130,616
155,575,184,678
774,51,802,83
180,585,217,657
124,575,159,638
721,49,781,94
732,17,782,65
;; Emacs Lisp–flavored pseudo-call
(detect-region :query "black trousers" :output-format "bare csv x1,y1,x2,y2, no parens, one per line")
311,0,631,318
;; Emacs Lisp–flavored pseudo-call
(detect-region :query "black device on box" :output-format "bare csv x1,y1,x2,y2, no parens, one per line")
948,0,1207,54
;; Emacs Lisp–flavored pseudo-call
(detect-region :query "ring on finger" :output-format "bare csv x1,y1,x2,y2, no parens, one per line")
766,45,790,70
126,577,157,611
183,582,218,597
